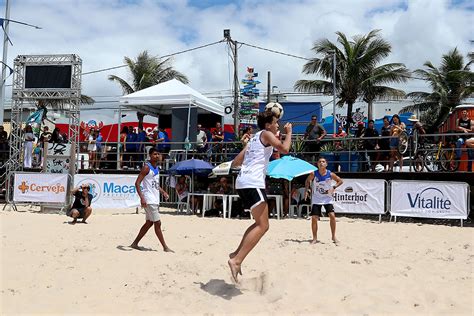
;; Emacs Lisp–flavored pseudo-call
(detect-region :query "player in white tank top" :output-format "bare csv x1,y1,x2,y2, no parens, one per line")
235,130,274,189
305,157,343,245
130,148,173,252
228,111,293,282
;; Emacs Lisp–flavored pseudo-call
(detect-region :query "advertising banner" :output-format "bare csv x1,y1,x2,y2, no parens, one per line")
74,174,140,209
13,173,68,203
333,179,385,214
390,180,469,219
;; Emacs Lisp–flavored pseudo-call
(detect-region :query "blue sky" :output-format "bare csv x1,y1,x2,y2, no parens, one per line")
0,0,472,104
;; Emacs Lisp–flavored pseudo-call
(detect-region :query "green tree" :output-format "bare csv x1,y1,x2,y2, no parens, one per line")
108,50,189,127
295,30,408,131
400,48,473,132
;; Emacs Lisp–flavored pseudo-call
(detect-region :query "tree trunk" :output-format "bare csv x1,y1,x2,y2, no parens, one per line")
427,105,452,134
345,101,354,134
367,100,373,121
137,112,145,130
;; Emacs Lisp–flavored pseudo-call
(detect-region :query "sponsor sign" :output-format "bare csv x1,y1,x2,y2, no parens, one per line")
333,179,385,214
74,174,140,209
46,157,70,174
47,143,71,156
390,180,469,219
13,173,68,203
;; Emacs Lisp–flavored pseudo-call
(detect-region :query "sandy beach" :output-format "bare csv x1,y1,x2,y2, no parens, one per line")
1,206,472,315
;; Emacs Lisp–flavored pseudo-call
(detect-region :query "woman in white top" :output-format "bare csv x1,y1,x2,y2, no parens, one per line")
228,111,292,282
23,125,35,168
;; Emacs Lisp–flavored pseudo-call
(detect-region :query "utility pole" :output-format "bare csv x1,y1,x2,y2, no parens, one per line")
267,71,271,103
332,52,337,135
0,0,11,124
224,29,240,137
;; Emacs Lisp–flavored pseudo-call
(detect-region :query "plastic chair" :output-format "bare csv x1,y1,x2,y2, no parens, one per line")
297,204,311,218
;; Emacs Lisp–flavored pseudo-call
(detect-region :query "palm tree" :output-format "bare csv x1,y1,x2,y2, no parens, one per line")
361,64,409,120
108,50,189,127
400,48,473,132
295,30,408,131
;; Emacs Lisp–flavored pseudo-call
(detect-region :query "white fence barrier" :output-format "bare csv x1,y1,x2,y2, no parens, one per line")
390,180,469,220
333,178,386,214
13,173,68,203
74,174,140,209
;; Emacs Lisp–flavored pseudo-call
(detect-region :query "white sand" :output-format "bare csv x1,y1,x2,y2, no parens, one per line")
1,206,473,315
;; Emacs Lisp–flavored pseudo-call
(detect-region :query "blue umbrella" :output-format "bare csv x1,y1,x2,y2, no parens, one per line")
168,158,213,176
267,156,317,181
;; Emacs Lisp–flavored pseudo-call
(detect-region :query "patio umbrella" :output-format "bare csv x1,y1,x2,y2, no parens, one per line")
168,158,213,176
267,156,317,217
267,156,317,181
210,160,241,177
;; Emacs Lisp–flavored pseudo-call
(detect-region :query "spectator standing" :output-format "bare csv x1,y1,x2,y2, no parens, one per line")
87,130,97,169
0,125,9,163
23,125,35,168
157,126,170,154
125,126,137,168
363,120,379,171
119,126,129,169
378,117,391,171
196,124,208,156
95,130,104,169
136,126,148,167
212,122,224,162
388,114,405,172
304,115,326,162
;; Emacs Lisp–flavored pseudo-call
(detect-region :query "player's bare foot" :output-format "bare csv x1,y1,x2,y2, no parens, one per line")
310,239,320,244
130,244,141,250
332,238,340,246
228,259,242,283
164,247,174,253
70,219,77,225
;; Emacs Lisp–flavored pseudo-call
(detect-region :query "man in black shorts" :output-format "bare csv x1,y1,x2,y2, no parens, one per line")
304,157,343,245
67,184,93,224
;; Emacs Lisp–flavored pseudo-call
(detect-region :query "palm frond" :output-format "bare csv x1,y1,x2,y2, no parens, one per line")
107,75,134,95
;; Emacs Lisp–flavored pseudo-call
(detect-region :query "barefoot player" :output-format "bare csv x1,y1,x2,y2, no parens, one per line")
305,157,343,245
131,148,173,252
228,111,292,282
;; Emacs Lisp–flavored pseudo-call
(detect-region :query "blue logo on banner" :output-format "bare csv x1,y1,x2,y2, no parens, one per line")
407,187,452,210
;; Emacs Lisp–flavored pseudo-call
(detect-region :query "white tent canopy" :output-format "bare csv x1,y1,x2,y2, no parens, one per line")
119,79,225,117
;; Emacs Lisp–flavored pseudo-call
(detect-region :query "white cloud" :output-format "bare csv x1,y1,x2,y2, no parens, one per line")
3,0,473,104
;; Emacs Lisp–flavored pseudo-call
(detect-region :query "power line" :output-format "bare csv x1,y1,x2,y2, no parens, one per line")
81,39,226,76
240,41,312,61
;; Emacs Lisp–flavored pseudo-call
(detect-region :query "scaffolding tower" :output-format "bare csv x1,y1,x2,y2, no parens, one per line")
6,54,82,203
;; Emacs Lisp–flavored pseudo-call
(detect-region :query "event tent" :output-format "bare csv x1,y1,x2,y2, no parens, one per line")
119,79,224,117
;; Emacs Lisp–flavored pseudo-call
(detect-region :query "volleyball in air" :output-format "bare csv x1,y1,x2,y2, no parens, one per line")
265,102,284,119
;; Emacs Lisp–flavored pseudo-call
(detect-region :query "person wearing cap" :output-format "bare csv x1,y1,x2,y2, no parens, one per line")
408,115,426,143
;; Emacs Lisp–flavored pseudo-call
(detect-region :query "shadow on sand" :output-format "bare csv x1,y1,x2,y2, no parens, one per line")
116,245,157,252
197,279,242,300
